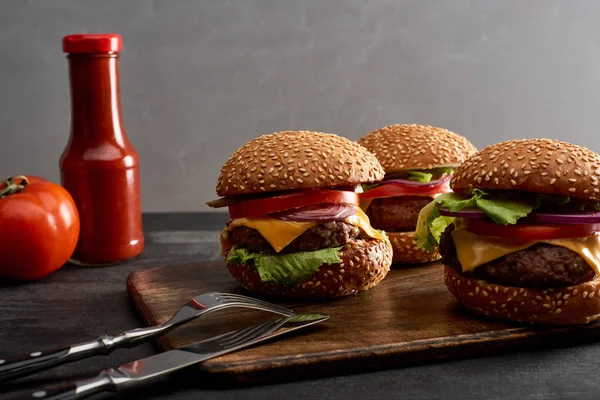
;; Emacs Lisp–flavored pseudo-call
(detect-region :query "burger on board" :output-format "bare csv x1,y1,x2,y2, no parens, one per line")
357,124,477,264
415,138,600,324
207,130,393,298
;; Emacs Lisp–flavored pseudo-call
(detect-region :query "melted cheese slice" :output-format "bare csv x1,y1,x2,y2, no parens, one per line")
451,227,600,275
222,206,384,254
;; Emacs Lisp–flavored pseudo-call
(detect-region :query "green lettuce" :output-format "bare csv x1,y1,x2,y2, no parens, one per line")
406,171,433,183
414,189,539,251
363,167,456,190
414,188,600,251
225,246,343,288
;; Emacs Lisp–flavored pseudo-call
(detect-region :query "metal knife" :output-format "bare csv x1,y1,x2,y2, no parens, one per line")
8,313,328,400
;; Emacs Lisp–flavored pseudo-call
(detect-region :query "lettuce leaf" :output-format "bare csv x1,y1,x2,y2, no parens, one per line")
225,246,342,287
406,171,433,183
414,188,600,251
414,189,538,251
475,196,534,224
363,168,456,191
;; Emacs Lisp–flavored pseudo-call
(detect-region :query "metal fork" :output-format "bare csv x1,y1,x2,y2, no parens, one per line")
8,314,329,400
0,292,294,382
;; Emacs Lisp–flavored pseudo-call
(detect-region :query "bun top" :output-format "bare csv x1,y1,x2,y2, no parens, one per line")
216,131,385,196
357,124,477,173
451,138,600,200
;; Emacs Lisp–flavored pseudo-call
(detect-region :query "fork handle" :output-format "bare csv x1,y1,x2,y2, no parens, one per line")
0,346,73,382
0,326,168,382
0,337,114,382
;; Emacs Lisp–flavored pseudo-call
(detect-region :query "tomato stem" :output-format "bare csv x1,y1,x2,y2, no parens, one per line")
0,175,28,198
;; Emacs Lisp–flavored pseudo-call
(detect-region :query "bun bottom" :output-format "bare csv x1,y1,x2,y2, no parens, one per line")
387,231,441,265
444,265,600,325
226,239,392,298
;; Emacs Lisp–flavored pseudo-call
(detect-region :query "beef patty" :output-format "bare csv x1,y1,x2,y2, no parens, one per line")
366,196,431,231
229,221,368,254
439,225,596,288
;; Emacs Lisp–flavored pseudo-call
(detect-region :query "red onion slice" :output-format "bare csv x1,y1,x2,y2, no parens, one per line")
438,207,486,218
523,211,600,224
438,206,600,224
271,203,357,222
384,173,452,188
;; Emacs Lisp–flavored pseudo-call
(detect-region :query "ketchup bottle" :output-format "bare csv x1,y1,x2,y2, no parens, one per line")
60,34,144,265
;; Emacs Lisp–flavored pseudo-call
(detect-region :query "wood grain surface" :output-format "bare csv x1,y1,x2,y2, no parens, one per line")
126,261,600,384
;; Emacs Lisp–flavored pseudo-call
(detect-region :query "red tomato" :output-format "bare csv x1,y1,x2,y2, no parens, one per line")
360,179,451,200
0,176,80,280
228,190,359,219
464,218,600,241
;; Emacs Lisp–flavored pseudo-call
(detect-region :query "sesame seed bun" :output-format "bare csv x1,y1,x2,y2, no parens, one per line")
451,138,600,200
357,124,477,173
357,124,476,265
216,131,385,197
444,265,600,325
226,239,392,298
387,231,440,264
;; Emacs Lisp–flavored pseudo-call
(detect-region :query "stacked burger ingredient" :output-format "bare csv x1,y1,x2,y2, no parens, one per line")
416,138,600,324
208,131,393,298
358,124,477,264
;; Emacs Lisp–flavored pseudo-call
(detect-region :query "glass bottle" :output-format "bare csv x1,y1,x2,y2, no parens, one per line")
60,33,144,265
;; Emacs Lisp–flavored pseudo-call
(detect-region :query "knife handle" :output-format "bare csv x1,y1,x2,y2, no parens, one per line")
7,374,113,400
9,382,78,400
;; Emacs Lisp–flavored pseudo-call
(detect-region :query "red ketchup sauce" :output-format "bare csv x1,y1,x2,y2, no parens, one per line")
59,34,144,265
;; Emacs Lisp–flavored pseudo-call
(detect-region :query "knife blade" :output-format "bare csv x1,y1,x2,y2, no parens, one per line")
10,313,328,400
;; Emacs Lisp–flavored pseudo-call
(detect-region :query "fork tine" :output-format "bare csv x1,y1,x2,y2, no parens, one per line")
217,318,286,348
215,293,294,316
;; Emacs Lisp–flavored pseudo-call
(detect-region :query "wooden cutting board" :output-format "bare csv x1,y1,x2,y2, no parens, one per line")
126,261,600,385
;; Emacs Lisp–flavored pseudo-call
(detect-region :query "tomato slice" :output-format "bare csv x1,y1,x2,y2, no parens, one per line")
463,218,600,241
228,190,359,219
360,179,451,200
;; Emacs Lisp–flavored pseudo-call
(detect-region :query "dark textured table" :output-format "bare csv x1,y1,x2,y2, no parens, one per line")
1,213,598,399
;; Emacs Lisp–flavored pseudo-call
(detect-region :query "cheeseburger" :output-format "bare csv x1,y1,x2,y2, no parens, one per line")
208,131,393,298
357,124,477,264
416,138,600,324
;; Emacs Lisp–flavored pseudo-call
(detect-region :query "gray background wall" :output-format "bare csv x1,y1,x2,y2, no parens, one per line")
2,0,600,212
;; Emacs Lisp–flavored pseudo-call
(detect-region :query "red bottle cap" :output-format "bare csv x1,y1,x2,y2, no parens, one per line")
62,34,122,53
